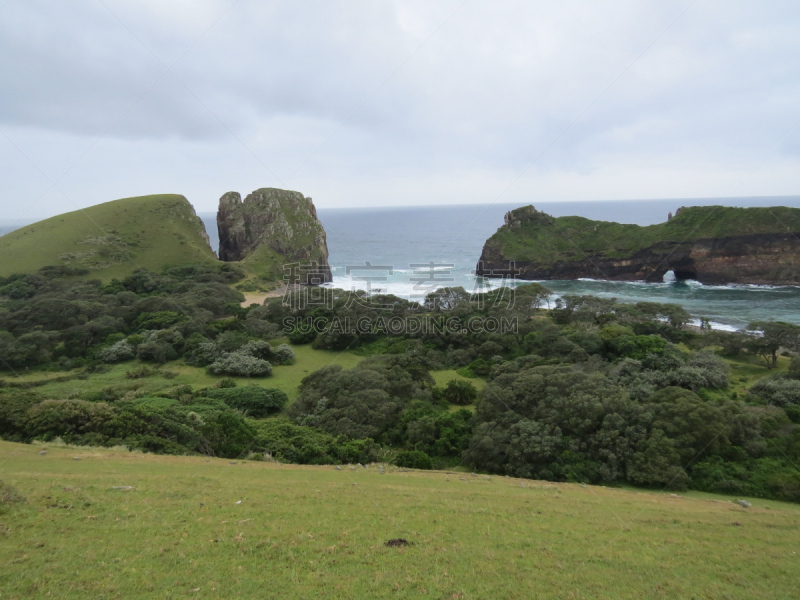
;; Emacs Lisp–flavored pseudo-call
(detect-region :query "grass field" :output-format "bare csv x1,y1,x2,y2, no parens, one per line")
0,195,218,280
724,353,791,397
3,345,492,410
2,343,364,404
1,440,799,599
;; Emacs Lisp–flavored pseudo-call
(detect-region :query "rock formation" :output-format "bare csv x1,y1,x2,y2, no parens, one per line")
476,205,800,285
217,188,332,284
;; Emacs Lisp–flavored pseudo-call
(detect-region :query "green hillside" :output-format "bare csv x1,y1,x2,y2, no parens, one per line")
490,205,800,264
0,195,218,280
1,440,798,599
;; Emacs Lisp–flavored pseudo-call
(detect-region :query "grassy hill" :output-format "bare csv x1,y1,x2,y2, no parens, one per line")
0,195,218,281
1,440,798,599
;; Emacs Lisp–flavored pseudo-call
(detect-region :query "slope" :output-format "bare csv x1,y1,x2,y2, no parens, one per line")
0,194,217,281
1,440,798,599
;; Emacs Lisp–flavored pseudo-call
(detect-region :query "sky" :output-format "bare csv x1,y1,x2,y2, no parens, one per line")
1,0,799,222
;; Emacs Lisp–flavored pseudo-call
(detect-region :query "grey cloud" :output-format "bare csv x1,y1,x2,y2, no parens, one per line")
0,0,799,218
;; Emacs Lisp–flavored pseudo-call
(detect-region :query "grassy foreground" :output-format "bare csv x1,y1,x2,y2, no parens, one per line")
1,441,798,599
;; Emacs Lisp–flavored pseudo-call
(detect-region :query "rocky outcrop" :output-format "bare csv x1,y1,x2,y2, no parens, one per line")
217,188,331,284
477,205,800,285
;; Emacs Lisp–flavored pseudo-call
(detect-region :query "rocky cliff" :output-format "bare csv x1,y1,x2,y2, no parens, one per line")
476,205,800,285
217,187,332,284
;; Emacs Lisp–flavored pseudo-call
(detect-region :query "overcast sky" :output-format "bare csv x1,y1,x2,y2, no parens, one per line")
1,0,799,221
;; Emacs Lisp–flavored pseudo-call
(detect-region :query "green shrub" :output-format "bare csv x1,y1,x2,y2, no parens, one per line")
0,390,42,440
287,326,317,345
272,344,295,365
465,358,491,377
24,400,115,442
395,450,433,470
607,334,667,360
207,352,272,377
206,386,288,417
442,379,478,405
750,377,800,407
100,340,135,363
240,340,273,360
130,397,179,410
185,342,221,367
788,356,800,380
125,366,155,379
134,311,186,331
253,420,377,465
691,456,800,502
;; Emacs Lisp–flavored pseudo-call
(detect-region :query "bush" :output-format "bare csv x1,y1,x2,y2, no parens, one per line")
205,386,288,417
253,420,378,465
272,344,295,365
607,334,667,360
125,366,155,379
788,356,800,380
395,450,433,470
687,350,729,388
185,342,221,367
0,390,42,439
136,340,178,364
465,358,491,377
442,379,478,405
100,340,135,363
240,340,273,360
288,326,317,345
750,377,800,407
691,456,800,502
24,400,115,442
455,367,476,378
207,352,272,377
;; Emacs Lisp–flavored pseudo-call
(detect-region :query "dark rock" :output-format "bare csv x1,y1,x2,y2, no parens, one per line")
217,188,331,283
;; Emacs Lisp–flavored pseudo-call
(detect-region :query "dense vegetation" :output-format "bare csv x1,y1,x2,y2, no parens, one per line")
1,265,800,502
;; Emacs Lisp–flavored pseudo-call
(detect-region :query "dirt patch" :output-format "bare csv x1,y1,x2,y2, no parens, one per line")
240,290,284,307
384,538,410,548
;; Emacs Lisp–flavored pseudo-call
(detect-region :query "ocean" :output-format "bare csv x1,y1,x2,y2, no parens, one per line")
3,196,799,330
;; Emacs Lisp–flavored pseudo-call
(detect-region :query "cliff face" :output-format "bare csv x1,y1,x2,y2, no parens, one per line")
477,205,800,285
217,188,332,283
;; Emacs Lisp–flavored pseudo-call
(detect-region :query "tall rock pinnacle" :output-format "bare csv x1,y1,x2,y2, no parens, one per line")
217,187,332,284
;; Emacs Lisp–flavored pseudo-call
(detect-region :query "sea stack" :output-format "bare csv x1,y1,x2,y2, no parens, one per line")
217,187,332,283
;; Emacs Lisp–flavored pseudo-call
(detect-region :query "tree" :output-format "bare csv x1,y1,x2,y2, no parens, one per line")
747,322,800,369
423,287,471,311
442,379,478,405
